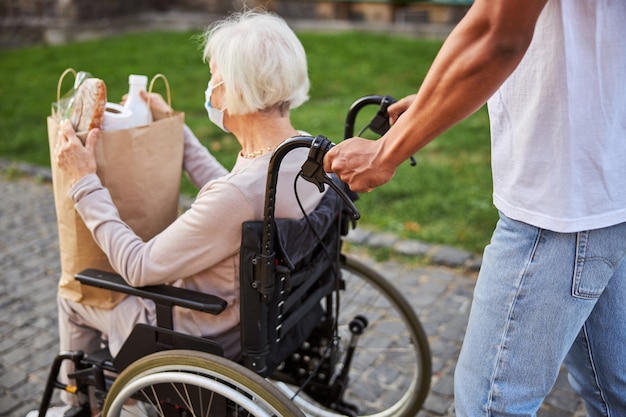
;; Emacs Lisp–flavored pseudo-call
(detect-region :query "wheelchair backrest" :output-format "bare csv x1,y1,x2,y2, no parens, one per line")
239,183,351,377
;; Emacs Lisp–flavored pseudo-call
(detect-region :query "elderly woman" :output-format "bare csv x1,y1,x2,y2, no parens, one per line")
35,10,323,417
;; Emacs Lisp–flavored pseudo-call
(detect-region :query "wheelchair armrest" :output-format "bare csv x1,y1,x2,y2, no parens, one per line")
75,269,228,315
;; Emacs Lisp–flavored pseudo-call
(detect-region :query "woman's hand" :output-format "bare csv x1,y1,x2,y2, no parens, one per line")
141,90,174,114
56,119,99,186
121,91,173,114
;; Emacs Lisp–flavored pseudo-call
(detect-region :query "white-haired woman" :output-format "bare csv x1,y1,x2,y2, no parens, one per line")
35,10,323,417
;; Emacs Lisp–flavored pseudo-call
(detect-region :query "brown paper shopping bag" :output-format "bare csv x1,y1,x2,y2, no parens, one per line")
48,69,184,309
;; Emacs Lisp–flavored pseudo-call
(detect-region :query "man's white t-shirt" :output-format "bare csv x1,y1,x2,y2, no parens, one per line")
487,0,626,233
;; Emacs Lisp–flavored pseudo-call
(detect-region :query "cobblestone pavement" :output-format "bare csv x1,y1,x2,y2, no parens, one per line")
0,169,586,417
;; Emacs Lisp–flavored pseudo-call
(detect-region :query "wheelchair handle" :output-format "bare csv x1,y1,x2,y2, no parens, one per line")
344,94,417,167
263,136,360,256
266,135,359,223
253,135,359,301
344,94,397,139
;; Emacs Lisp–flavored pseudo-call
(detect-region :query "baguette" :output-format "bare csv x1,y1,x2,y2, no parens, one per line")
70,78,107,133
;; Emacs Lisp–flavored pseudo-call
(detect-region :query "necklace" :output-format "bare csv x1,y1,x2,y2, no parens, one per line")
241,145,275,159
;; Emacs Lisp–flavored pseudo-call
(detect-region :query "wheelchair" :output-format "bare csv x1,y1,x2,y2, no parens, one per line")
35,96,432,417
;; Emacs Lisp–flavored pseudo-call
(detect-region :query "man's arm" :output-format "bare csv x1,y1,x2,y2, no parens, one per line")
324,0,548,192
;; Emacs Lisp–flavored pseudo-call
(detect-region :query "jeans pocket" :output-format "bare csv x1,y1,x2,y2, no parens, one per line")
571,230,616,299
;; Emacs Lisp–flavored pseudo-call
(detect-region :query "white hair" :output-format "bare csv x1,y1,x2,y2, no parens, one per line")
202,10,310,115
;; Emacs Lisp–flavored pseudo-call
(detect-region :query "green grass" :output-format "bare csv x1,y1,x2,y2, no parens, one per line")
0,30,496,254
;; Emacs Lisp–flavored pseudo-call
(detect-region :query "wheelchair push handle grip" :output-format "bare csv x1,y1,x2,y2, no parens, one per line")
256,135,360,302
344,94,396,139
344,94,416,167
300,135,361,220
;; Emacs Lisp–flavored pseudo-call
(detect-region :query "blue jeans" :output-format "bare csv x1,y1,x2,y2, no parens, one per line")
454,212,626,416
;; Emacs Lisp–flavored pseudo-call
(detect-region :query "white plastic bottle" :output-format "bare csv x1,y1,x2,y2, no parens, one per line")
123,74,153,128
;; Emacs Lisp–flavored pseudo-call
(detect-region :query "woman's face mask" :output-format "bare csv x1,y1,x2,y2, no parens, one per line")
204,80,229,132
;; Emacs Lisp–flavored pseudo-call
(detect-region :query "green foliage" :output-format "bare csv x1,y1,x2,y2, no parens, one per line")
0,30,496,254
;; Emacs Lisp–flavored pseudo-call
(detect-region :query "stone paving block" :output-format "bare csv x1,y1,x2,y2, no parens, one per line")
429,355,446,375
422,391,454,415
538,409,573,417
0,395,22,417
417,279,451,302
0,367,27,390
552,368,575,391
366,231,400,248
394,239,432,256
3,344,33,366
10,284,43,302
437,315,469,343
429,339,461,365
451,281,475,299
11,326,39,342
410,290,442,311
28,350,59,372
417,318,439,337
427,267,465,284
465,254,482,271
11,379,47,404
30,332,58,351
344,227,372,245
0,337,19,356
544,388,583,413
30,316,58,332
429,246,472,268
428,309,459,329
431,373,454,396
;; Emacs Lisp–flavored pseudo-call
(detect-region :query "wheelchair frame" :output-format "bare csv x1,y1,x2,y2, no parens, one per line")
35,97,432,417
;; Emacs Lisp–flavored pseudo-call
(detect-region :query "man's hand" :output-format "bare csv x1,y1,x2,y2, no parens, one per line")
56,119,99,186
324,94,411,193
324,137,396,193
388,94,416,125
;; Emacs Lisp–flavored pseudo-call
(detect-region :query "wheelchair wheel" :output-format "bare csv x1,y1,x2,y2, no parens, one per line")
274,255,431,417
102,349,305,417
